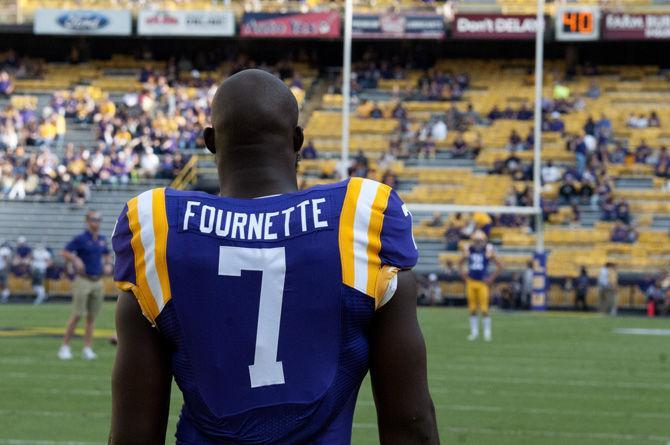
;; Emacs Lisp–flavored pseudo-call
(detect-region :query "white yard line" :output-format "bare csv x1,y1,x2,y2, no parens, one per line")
429,374,670,390
431,386,670,403
356,400,670,419
0,388,108,397
442,426,670,443
614,328,670,336
2,372,107,381
430,362,666,378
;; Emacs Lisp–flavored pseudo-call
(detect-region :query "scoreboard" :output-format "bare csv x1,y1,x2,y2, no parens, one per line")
555,6,600,41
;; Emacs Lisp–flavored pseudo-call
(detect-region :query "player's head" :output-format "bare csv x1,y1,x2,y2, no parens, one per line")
86,210,101,232
471,230,487,248
204,69,304,186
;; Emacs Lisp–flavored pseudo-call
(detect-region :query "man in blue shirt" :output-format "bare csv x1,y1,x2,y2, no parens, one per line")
58,210,110,360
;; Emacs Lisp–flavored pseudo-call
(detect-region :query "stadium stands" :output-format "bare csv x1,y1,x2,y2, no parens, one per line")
3,46,670,310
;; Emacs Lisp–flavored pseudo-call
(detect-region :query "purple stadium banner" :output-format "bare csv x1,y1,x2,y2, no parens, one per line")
452,14,538,40
602,13,670,40
240,12,340,38
352,13,444,39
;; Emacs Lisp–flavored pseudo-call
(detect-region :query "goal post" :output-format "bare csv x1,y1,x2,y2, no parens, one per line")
339,0,547,254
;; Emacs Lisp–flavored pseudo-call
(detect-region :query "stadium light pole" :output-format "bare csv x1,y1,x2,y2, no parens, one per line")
533,0,545,254
340,0,353,180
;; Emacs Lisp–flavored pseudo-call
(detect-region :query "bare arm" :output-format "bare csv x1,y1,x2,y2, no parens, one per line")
110,292,172,445
370,271,439,445
458,254,468,281
61,250,84,273
487,255,504,285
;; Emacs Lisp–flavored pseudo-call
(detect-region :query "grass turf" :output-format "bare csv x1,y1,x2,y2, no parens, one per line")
0,303,669,444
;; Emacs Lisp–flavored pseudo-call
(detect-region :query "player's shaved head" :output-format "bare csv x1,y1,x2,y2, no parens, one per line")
206,69,302,154
204,69,304,198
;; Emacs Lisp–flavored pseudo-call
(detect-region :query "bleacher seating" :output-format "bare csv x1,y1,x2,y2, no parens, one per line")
4,54,670,310
295,58,670,309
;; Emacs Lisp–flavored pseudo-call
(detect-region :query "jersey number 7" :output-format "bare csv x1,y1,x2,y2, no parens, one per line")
218,246,286,389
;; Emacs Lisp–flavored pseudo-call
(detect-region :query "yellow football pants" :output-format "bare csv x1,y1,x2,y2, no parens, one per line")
466,279,490,315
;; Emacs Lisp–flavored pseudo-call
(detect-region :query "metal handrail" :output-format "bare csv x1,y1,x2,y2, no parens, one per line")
170,154,199,190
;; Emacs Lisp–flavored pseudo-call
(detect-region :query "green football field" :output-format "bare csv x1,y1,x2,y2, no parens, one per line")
1,303,669,445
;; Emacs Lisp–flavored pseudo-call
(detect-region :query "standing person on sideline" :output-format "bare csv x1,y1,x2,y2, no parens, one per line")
58,210,110,360
522,261,534,309
575,266,590,311
459,230,503,341
598,262,618,315
109,70,438,444
31,242,52,305
0,240,11,303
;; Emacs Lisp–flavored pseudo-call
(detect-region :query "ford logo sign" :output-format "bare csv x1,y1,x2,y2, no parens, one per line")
57,12,109,31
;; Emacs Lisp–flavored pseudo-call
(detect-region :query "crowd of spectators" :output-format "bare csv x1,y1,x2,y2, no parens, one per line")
0,236,65,303
626,111,661,129
1,52,315,201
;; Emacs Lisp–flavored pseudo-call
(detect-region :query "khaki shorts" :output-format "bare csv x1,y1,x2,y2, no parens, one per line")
71,276,104,318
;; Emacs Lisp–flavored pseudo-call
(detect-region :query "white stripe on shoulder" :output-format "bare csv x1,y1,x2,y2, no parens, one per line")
137,190,164,312
352,179,380,293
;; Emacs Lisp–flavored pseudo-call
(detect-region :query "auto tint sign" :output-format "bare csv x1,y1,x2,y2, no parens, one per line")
34,9,131,35
603,13,670,39
453,14,539,39
240,12,340,38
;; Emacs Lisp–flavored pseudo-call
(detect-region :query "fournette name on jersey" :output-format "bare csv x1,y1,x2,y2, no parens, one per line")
181,197,331,241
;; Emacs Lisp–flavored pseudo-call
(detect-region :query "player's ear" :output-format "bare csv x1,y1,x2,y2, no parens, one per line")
204,127,216,154
293,126,304,153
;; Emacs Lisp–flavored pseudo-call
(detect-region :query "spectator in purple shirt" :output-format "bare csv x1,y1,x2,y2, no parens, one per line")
516,103,533,120
547,112,565,133
0,71,13,98
616,200,632,225
488,105,502,121
610,221,629,243
655,146,669,178
301,140,317,160
11,236,31,276
601,196,617,221
635,140,652,163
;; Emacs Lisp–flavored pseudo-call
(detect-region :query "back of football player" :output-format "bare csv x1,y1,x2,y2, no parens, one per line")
110,70,438,444
459,230,502,342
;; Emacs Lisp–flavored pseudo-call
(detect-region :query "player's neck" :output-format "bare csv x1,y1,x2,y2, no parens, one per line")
219,168,298,199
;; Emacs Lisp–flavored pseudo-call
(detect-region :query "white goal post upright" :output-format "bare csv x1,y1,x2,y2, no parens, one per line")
533,0,546,254
339,0,546,252
340,0,353,180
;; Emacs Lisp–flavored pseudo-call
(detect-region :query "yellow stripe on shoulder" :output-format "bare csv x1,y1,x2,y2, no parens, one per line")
127,195,159,321
152,187,171,306
339,178,363,289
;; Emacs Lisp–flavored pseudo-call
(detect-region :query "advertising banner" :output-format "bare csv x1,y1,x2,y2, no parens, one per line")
602,13,670,40
240,12,340,38
137,10,235,36
352,13,444,39
531,252,548,310
452,14,538,39
34,9,131,35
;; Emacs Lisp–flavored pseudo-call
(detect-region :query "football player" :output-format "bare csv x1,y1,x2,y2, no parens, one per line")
110,69,438,444
459,230,502,341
